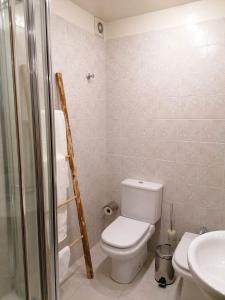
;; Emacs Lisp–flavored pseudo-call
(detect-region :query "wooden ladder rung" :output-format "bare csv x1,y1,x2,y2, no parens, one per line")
69,235,83,248
56,72,94,279
57,196,76,209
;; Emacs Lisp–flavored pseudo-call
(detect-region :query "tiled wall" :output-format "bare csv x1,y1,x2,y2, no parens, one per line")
51,12,225,255
106,18,225,245
51,15,107,259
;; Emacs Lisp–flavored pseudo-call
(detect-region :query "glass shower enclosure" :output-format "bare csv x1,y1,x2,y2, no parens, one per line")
0,0,57,300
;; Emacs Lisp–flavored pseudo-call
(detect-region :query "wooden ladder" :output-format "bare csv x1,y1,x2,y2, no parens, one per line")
55,73,94,279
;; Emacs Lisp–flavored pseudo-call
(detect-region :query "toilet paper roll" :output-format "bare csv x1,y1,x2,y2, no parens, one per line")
104,206,113,216
103,201,118,216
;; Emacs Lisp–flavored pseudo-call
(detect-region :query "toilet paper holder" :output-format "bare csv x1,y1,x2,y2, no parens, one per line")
103,201,119,216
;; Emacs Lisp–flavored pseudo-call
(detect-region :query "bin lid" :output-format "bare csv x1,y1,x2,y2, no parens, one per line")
156,244,173,259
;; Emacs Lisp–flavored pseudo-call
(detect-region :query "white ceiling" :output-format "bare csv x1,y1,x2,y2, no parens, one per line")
71,0,200,22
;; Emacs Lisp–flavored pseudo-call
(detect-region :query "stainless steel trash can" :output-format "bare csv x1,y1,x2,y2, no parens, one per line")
155,244,175,287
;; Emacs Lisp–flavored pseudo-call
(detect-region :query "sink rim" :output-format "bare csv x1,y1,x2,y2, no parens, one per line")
188,230,225,298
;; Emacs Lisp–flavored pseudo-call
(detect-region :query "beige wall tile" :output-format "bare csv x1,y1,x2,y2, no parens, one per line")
155,160,176,183
199,120,225,143
106,18,225,249
207,19,225,46
198,142,225,165
176,163,198,185
176,120,201,141
204,94,225,119
176,142,200,164
52,14,225,257
51,15,107,259
198,164,224,188
154,120,178,141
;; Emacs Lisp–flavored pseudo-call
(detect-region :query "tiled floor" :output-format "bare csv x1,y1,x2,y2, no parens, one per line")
60,243,181,300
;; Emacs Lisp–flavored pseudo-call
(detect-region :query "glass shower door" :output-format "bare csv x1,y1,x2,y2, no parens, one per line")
0,0,57,300
0,1,28,299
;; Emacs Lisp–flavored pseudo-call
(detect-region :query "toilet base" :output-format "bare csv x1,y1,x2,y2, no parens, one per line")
179,278,208,300
111,245,147,284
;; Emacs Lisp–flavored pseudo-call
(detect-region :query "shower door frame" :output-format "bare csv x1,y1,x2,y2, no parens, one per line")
6,0,58,299
0,1,29,298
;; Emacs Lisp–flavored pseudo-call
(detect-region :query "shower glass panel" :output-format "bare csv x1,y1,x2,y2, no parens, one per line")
0,0,57,299
0,1,27,299
14,2,43,299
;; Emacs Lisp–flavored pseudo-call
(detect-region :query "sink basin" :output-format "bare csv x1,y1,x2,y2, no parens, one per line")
188,231,225,300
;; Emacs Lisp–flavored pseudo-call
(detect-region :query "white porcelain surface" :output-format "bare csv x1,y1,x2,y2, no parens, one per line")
101,179,162,283
188,231,225,300
121,179,163,224
101,216,150,248
101,225,155,283
173,232,208,300
101,225,155,259
122,179,163,191
173,232,198,273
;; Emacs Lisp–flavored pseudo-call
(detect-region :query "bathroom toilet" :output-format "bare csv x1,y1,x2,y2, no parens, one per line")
172,232,208,300
101,179,163,283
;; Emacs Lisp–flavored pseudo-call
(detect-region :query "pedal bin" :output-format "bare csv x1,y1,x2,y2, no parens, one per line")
155,244,175,287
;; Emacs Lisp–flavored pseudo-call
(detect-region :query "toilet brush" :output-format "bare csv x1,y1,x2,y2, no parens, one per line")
167,203,177,248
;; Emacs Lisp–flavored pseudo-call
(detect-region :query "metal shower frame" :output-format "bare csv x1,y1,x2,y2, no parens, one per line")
6,0,58,299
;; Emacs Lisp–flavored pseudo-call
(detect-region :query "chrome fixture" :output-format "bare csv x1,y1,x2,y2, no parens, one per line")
199,226,208,235
0,0,58,299
86,73,95,80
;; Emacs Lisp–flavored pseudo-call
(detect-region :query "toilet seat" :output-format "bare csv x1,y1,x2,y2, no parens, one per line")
101,218,155,260
173,232,198,279
101,220,155,283
102,216,150,249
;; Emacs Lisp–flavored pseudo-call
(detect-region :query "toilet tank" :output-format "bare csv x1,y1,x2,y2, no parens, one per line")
121,179,163,224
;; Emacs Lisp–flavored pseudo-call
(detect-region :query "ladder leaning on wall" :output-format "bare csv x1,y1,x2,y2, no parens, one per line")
55,72,94,279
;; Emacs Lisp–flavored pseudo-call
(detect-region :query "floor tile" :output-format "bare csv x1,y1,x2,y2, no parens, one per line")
60,243,178,300
60,271,85,300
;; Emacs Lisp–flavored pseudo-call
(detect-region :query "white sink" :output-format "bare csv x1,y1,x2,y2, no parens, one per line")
188,231,225,300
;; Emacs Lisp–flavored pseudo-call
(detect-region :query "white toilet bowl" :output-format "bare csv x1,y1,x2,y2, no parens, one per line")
172,232,208,300
101,179,163,284
101,216,155,283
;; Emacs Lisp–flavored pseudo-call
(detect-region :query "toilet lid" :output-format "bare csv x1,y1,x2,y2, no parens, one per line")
174,232,198,272
101,216,150,249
